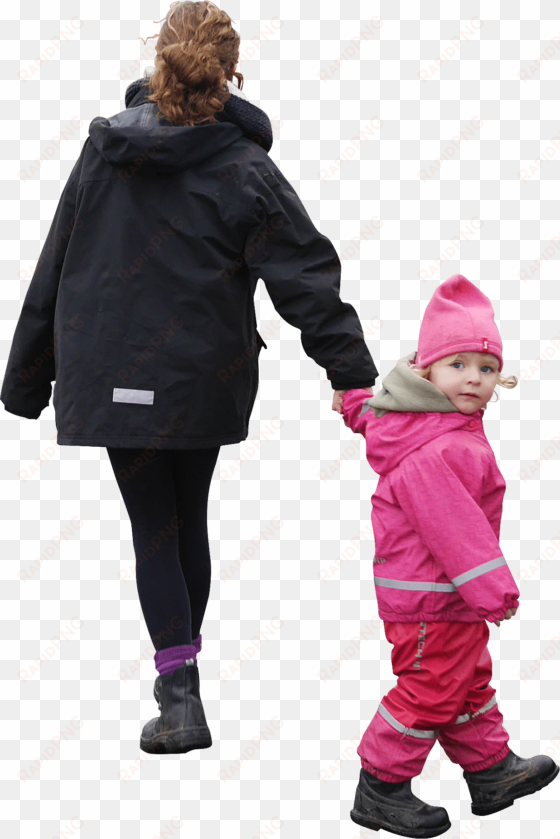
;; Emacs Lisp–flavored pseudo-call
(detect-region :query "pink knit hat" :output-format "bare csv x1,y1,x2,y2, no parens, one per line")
415,274,503,372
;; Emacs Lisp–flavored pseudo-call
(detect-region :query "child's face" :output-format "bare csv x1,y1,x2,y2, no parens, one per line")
428,352,500,414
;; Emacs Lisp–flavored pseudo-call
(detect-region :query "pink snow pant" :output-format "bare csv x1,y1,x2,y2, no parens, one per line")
357,620,510,783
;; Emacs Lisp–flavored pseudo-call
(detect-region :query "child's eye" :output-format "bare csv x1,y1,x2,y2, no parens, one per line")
453,361,495,372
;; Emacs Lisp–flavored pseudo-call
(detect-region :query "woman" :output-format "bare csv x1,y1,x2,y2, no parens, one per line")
1,1,378,753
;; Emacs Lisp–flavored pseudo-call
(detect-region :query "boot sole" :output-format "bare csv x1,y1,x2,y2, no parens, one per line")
471,761,560,816
350,808,452,837
140,726,212,755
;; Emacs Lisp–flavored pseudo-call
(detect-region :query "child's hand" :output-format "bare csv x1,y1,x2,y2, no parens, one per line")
494,607,517,627
332,387,373,424
332,390,348,417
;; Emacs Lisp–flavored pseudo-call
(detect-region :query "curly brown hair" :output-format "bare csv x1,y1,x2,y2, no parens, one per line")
139,1,244,127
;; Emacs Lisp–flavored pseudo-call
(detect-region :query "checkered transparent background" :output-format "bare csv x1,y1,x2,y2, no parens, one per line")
1,1,559,837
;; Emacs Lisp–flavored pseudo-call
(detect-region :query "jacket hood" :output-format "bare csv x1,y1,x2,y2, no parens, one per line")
361,351,484,475
89,82,243,173
88,67,270,173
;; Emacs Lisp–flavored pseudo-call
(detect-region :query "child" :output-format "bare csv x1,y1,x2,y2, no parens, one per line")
340,274,559,838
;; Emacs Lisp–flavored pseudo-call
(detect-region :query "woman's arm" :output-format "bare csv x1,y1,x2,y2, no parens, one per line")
1,142,88,419
242,161,378,392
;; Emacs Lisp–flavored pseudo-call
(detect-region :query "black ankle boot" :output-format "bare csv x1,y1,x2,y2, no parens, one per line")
140,660,212,755
350,767,451,838
463,748,559,816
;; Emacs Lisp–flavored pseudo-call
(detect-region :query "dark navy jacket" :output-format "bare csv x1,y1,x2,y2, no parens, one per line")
1,80,378,449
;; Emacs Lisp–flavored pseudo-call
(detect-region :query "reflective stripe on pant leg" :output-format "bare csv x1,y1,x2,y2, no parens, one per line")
438,701,510,770
357,703,438,783
378,702,439,738
454,695,497,725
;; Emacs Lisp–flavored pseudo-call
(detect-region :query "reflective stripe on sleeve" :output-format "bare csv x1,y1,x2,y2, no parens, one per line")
450,556,506,587
359,399,371,416
378,703,439,739
375,577,457,592
374,556,507,593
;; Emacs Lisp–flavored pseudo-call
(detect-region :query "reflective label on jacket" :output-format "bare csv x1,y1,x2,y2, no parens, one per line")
113,388,154,405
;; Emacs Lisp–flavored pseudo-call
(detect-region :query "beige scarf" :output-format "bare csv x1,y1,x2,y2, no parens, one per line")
366,351,459,418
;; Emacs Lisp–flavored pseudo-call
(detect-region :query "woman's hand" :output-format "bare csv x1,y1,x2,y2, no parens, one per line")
494,607,517,627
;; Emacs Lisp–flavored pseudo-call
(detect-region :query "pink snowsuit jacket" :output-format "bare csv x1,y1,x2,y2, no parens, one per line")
341,352,520,625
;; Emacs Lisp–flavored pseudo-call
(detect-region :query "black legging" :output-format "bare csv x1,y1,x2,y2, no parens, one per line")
106,445,220,653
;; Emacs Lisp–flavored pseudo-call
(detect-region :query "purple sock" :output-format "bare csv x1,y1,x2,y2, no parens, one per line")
154,634,202,676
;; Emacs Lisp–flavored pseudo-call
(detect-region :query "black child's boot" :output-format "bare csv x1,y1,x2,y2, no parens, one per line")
350,767,452,838
140,659,212,755
463,748,559,816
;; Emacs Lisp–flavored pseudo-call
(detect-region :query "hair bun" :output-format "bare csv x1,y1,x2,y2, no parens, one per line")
143,0,242,126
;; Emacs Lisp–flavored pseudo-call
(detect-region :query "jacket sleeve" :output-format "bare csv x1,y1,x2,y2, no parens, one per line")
341,388,377,436
242,163,378,391
0,142,87,420
390,444,520,624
